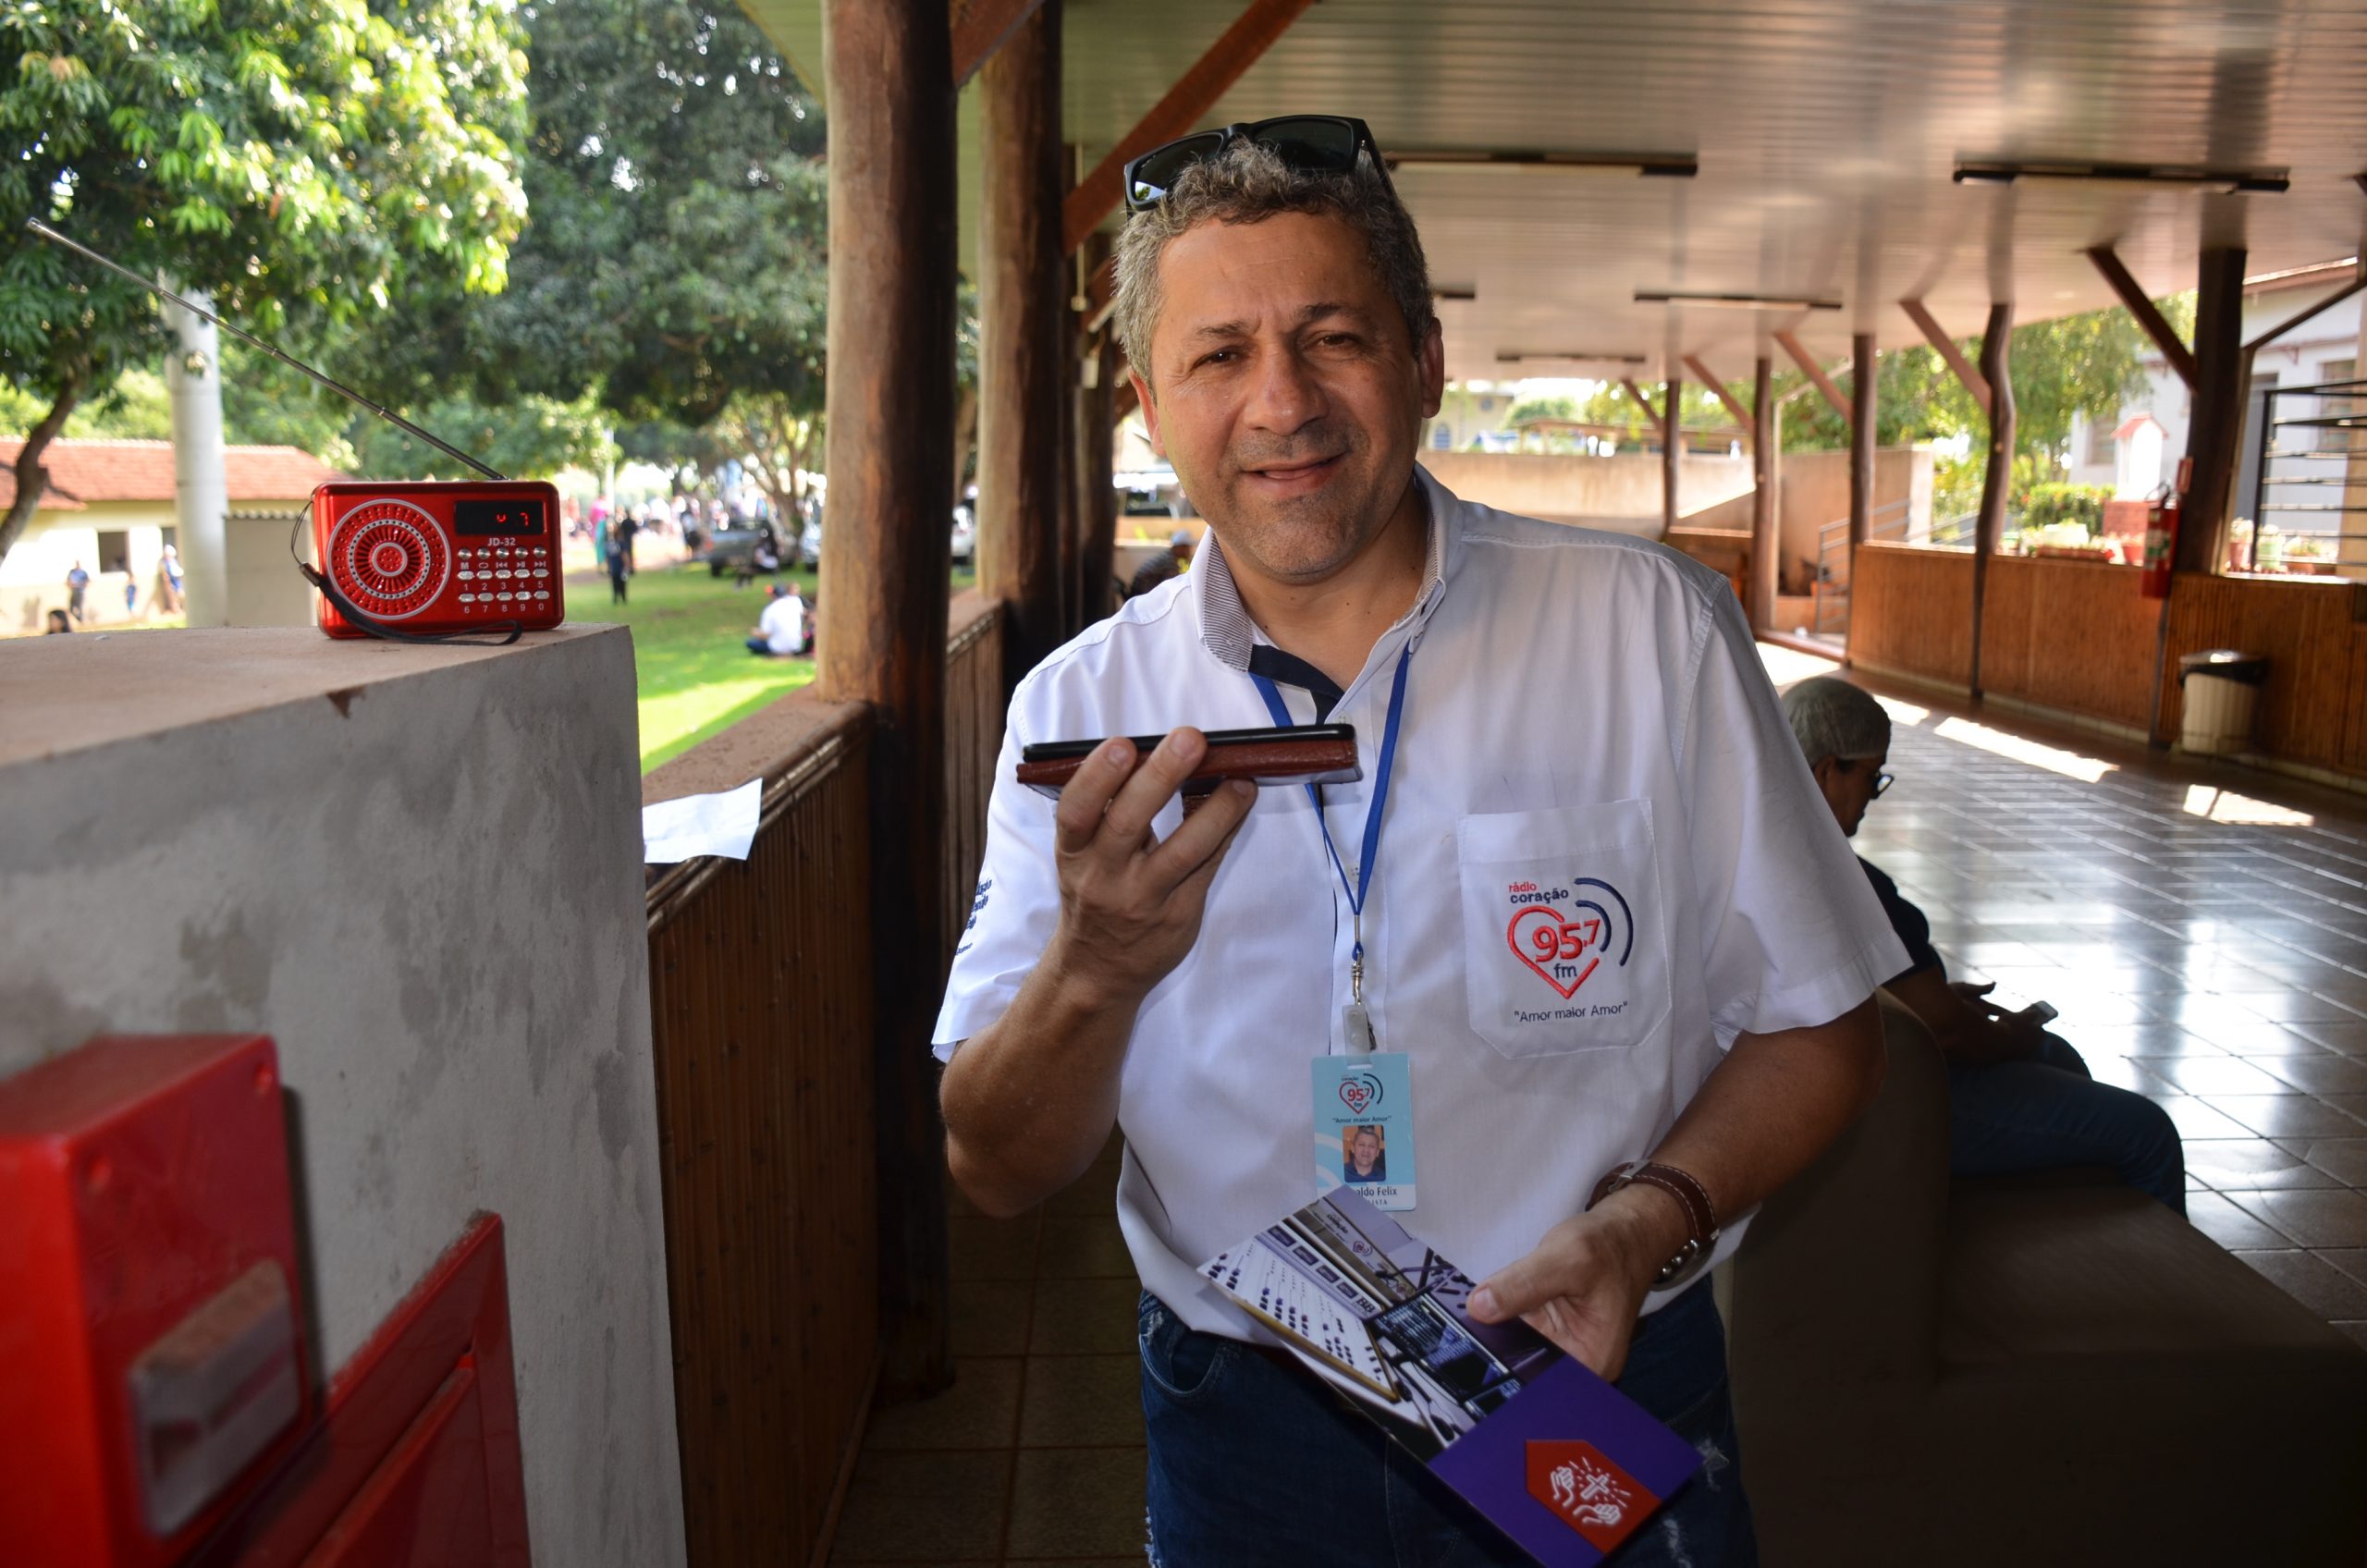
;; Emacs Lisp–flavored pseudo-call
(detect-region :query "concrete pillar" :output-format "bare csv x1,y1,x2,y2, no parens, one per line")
165,286,228,626
819,0,957,1398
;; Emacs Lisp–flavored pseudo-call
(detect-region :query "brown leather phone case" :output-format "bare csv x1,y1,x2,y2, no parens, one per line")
1015,731,1360,810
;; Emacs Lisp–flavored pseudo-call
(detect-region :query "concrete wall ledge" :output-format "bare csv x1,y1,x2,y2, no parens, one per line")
0,620,686,1566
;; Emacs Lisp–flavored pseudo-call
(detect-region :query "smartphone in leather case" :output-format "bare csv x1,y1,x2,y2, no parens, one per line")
1017,724,1360,805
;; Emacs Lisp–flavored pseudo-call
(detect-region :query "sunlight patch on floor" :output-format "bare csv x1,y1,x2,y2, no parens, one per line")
1932,717,2116,783
1755,641,1842,689
2183,783,2315,827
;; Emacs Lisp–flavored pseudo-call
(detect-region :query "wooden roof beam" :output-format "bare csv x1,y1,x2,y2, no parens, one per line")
1061,0,1318,254
2243,263,2367,355
951,0,1050,88
1899,298,1990,417
2085,246,2197,388
1619,377,1668,434
1774,331,1851,424
1682,353,1753,446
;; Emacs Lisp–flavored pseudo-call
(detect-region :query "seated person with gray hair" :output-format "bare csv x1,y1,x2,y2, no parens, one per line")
1782,675,2185,1213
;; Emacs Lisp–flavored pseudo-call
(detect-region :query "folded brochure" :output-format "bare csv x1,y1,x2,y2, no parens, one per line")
1198,1185,1702,1565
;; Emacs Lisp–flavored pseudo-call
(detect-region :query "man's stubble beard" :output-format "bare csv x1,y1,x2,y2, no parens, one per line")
1200,433,1413,587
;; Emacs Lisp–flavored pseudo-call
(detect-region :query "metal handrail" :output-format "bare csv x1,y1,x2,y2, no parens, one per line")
2246,377,2366,573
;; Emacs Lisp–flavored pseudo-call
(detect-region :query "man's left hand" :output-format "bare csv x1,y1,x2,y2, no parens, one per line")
1465,1187,1688,1381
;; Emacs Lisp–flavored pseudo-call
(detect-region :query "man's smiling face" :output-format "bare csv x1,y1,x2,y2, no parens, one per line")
1135,211,1442,586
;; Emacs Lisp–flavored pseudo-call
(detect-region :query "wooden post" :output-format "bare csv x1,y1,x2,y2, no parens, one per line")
2180,246,2249,574
976,2,1067,682
1968,301,2014,700
1662,371,1682,537
819,0,957,1399
1750,353,1776,631
1846,331,1875,656
1074,232,1119,624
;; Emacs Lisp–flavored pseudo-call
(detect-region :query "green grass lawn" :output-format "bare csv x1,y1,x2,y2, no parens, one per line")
569,557,977,772
568,560,821,771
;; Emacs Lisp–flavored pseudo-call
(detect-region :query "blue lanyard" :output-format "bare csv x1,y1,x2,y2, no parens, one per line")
1251,640,1414,986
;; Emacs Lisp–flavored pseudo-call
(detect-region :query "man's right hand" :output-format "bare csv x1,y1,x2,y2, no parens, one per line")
940,727,1255,1218
1040,728,1257,1010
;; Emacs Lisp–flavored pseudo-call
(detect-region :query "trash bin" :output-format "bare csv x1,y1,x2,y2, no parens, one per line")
2178,650,2270,755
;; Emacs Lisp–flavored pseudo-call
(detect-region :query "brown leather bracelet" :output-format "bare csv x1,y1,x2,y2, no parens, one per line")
1588,1160,1721,1286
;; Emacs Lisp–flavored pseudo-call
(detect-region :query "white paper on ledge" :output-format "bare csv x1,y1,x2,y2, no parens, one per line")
643,778,763,864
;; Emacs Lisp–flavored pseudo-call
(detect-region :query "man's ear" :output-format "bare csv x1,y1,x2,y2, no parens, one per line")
1809,755,1842,790
1417,320,1445,418
1131,370,1165,459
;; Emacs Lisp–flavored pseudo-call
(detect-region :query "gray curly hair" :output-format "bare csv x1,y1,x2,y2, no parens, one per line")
1111,137,1434,388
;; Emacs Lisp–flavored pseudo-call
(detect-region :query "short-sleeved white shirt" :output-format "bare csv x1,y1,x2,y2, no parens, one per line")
758,593,807,655
935,468,1907,1341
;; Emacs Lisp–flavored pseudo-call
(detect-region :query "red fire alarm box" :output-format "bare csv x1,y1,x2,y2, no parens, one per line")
0,1035,311,1567
1,1036,528,1568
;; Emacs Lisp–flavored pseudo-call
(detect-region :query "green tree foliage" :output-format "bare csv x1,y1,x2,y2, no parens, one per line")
452,0,828,429
1772,296,2196,465
0,0,529,558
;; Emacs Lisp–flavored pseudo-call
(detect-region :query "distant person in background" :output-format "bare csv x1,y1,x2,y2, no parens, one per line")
746,582,809,657
118,557,136,617
1127,528,1196,598
1782,675,2185,1212
64,559,89,623
619,507,642,575
607,518,631,605
44,607,71,634
157,545,184,614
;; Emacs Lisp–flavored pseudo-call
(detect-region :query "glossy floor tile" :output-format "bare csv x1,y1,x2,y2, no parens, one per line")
1841,652,2367,1341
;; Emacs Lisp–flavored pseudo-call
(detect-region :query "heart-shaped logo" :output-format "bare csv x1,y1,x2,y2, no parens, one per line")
1508,907,1600,998
1337,1072,1382,1115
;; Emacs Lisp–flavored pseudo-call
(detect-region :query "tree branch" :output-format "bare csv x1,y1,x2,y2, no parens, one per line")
1,374,87,566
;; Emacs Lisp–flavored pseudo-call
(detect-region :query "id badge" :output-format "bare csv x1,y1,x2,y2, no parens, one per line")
1312,1052,1417,1211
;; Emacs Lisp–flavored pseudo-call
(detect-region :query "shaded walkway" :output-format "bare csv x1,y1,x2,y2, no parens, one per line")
830,654,2367,1564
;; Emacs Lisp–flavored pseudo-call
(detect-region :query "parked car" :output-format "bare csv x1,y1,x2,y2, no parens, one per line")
697,518,791,576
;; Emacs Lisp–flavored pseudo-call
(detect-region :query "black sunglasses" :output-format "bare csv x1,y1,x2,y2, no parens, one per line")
1842,759,1895,798
1123,116,1392,214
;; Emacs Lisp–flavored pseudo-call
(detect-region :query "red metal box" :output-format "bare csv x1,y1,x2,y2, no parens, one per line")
0,1035,309,1568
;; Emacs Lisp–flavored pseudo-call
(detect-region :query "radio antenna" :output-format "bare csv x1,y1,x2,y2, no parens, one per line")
23,217,505,481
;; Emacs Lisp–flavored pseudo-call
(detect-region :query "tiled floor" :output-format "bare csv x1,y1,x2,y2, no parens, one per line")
1825,654,2367,1347
830,1134,1149,1566
830,649,2367,1563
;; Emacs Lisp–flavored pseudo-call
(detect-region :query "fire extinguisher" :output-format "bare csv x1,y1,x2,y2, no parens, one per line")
2141,485,2178,599
2140,457,2193,601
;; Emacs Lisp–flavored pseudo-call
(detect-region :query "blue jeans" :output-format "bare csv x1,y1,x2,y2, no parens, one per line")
1140,1280,1755,1567
1947,1035,2187,1214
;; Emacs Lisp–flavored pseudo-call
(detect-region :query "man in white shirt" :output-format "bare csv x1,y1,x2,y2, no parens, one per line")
935,125,1904,1568
746,582,807,656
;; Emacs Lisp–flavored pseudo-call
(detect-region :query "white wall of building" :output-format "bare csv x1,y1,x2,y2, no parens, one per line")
2067,288,2361,507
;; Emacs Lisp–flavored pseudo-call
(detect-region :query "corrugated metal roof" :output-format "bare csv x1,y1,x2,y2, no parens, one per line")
738,0,2367,379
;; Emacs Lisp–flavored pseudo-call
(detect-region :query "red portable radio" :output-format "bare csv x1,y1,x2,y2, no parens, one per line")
29,218,563,646
310,480,565,638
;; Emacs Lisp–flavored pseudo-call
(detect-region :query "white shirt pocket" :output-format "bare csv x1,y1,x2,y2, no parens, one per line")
1456,800,1672,1059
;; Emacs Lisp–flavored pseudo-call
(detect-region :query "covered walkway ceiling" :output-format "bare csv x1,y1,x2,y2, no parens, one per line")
742,0,2367,381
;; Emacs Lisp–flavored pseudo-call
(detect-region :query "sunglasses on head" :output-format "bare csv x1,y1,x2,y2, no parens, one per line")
1122,115,1392,214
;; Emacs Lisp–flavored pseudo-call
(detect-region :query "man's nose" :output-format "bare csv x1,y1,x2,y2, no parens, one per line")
1243,342,1327,434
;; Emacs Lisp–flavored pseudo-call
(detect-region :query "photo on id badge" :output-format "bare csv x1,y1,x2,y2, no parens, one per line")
1314,1054,1416,1210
